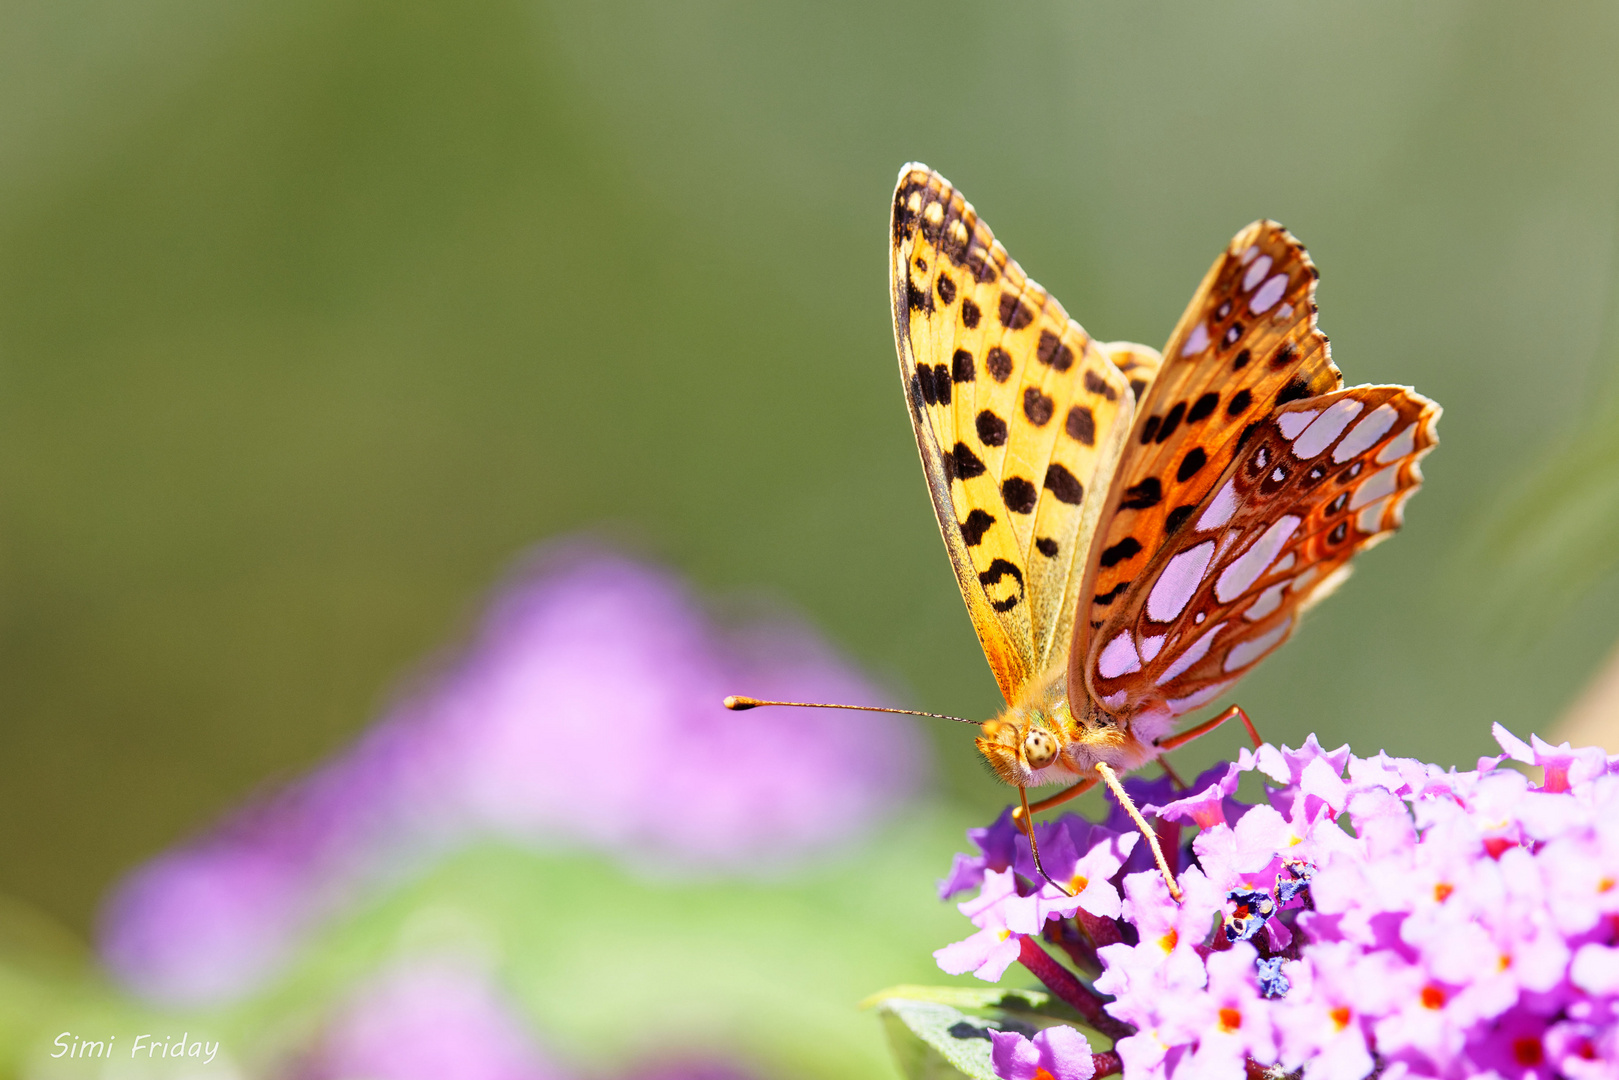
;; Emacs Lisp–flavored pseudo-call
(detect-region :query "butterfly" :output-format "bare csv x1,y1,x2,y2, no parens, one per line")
889,164,1439,890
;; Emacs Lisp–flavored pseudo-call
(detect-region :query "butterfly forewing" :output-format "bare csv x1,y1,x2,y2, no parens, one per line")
1082,383,1440,719
891,166,1137,703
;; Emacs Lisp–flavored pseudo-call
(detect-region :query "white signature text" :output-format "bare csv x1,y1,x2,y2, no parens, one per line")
53,1032,219,1063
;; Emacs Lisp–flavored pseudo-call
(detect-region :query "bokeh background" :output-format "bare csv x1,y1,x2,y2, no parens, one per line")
3,1,1619,1076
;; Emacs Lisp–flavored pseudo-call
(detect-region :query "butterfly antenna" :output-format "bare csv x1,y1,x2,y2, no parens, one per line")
1017,787,1074,898
722,695,978,725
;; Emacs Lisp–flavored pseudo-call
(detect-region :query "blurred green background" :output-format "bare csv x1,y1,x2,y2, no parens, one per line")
3,0,1619,985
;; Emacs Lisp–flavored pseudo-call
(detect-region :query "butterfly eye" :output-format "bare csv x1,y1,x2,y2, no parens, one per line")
1022,728,1059,770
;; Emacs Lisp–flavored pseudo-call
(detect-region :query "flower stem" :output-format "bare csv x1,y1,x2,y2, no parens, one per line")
1043,917,1103,974
1092,1051,1123,1077
1075,908,1122,948
1047,926,1102,976
1016,936,1134,1042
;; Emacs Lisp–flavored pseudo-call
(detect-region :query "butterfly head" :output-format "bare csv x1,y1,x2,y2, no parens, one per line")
977,713,1059,787
975,678,1158,786
973,689,1089,785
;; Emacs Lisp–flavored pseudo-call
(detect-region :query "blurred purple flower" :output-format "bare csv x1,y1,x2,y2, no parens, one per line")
101,542,925,1003
300,961,770,1080
937,726,1619,1080
302,961,564,1080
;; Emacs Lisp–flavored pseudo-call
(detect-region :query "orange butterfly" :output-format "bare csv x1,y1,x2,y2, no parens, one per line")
732,165,1439,897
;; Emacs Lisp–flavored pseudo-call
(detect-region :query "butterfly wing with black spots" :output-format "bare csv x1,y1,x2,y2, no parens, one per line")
891,165,1143,704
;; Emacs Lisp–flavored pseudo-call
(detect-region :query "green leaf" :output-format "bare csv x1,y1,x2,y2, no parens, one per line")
874,997,1019,1080
860,984,1063,1014
866,985,1095,1080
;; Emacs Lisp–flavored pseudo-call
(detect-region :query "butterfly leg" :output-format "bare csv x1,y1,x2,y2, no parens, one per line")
1154,704,1262,753
1016,787,1076,898
1094,762,1183,903
1017,776,1100,818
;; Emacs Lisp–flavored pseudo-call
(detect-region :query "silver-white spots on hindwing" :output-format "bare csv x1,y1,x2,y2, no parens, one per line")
1376,424,1416,465
1197,479,1239,531
1350,464,1400,511
1159,620,1226,683
1167,678,1236,714
1292,399,1364,459
1139,633,1165,662
1147,540,1216,623
1245,582,1287,621
1215,515,1301,602
1224,617,1292,673
1099,630,1141,678
1333,404,1397,463
1277,409,1319,439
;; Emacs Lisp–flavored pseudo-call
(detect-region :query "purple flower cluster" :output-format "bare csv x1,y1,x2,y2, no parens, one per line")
302,959,764,1080
303,961,568,1080
937,727,1619,1080
100,542,924,1004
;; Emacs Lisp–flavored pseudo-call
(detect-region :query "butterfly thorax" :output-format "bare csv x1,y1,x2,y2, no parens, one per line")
974,671,1161,788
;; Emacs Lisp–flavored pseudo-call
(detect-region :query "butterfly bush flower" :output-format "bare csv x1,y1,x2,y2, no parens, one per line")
303,961,567,1080
936,726,1619,1080
303,960,765,1080
101,542,924,1003
990,1025,1099,1080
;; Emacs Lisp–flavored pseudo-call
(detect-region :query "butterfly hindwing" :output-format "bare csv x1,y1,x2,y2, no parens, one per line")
1102,342,1163,404
1082,384,1440,719
1071,222,1348,700
891,165,1137,703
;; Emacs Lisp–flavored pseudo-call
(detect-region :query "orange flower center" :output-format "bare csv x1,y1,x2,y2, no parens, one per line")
1218,1007,1243,1032
1420,984,1446,1010
1158,928,1178,953
1433,882,1453,902
1329,1006,1351,1031
1069,874,1089,893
